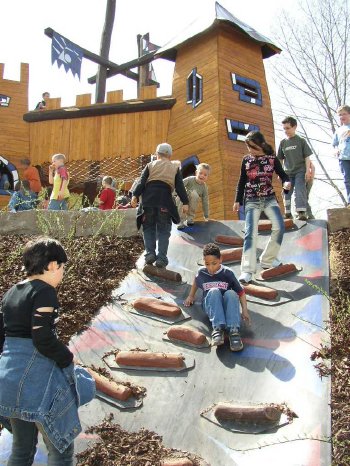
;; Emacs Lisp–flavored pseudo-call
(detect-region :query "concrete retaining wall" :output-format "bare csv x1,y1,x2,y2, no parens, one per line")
0,209,139,238
327,207,350,233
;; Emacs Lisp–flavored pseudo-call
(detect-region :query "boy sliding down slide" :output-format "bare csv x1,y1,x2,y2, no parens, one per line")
184,243,251,351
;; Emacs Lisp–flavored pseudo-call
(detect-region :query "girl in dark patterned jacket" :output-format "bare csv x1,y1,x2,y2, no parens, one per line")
233,131,290,284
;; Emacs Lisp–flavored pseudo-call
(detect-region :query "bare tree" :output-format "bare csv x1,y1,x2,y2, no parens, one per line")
269,0,349,206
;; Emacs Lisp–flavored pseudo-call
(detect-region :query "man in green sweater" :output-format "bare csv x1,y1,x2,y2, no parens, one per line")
177,163,210,229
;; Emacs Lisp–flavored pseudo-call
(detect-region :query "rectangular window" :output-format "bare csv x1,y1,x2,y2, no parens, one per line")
226,119,260,141
186,68,203,108
231,73,262,106
0,94,11,107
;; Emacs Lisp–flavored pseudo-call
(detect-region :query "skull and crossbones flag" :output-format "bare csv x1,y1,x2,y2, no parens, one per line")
51,32,83,79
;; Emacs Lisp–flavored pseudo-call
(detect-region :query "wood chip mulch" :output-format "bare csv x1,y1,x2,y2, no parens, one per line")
75,413,202,466
312,230,350,465
0,235,144,344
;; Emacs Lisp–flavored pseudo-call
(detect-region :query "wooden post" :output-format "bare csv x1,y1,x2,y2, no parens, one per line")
95,0,116,103
137,34,147,99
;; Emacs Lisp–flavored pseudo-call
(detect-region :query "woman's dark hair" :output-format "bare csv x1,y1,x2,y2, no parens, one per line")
245,131,274,156
203,243,221,259
23,237,67,276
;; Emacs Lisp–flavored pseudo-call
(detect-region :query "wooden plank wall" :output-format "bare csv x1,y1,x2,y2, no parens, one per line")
217,24,279,219
167,30,225,219
0,63,29,165
29,107,171,165
0,63,30,207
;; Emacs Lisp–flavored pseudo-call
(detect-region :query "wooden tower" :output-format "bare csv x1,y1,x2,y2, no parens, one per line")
159,2,280,219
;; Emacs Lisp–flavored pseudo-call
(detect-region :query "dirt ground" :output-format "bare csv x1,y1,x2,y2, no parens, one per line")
326,231,350,465
0,232,349,464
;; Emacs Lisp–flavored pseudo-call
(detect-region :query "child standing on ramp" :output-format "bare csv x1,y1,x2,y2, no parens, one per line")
184,243,250,350
131,143,189,268
176,162,211,228
48,153,70,211
233,131,290,284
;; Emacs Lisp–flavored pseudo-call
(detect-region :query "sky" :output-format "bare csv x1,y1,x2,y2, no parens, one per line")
0,0,345,217
0,0,285,108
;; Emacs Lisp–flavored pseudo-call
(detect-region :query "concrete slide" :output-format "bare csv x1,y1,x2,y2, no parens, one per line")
0,219,331,466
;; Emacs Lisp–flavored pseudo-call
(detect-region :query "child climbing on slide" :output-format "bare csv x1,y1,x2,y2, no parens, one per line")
233,131,291,284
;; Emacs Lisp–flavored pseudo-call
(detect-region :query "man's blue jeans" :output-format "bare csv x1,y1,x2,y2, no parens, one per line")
48,199,68,210
242,196,285,273
339,159,350,203
203,289,241,330
142,206,172,265
8,418,74,466
306,178,313,216
284,171,307,213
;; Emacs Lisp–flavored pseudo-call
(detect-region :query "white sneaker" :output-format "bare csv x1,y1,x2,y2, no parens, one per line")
261,259,282,269
238,272,252,284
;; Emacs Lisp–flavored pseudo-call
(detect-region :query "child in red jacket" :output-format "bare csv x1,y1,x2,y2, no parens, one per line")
98,176,116,210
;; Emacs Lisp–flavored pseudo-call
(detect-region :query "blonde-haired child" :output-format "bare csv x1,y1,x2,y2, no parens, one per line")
177,162,210,229
48,153,70,210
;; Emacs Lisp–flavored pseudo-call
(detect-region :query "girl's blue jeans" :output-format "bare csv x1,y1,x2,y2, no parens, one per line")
203,289,241,330
242,196,285,273
7,418,74,466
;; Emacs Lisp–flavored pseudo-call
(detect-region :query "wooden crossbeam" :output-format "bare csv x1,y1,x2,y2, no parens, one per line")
87,51,158,84
44,27,158,86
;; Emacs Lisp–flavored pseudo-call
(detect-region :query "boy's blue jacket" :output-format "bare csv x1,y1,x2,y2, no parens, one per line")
0,337,95,453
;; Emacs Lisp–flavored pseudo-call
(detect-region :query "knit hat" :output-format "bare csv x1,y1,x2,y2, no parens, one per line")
155,143,172,157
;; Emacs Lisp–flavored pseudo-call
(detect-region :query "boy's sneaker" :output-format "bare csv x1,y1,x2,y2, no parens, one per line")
228,329,243,352
211,328,225,346
177,223,186,230
238,272,252,284
186,220,195,226
155,259,167,268
297,211,307,221
145,254,156,265
284,213,293,219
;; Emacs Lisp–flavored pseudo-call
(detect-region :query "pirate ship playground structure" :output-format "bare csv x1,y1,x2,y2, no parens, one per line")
0,2,280,216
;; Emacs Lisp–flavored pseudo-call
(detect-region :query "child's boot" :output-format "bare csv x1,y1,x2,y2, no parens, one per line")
145,253,156,265
228,327,243,352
